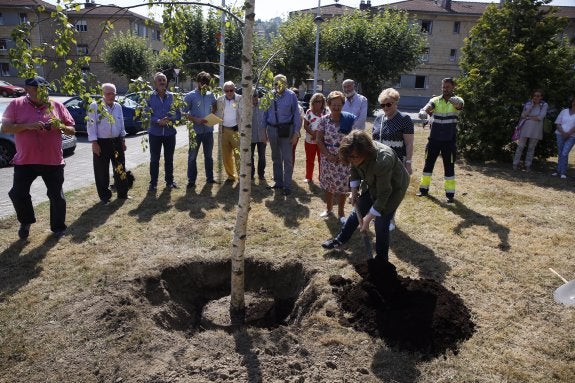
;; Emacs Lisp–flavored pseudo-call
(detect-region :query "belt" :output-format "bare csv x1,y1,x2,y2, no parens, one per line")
223,125,238,131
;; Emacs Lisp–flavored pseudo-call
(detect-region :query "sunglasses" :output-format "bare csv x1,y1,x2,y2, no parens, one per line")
380,102,395,108
224,89,234,93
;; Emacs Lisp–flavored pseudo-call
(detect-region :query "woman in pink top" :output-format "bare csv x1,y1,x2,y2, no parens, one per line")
302,92,327,183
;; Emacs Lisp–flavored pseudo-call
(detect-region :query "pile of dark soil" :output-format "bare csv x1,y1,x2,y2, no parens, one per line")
330,258,475,358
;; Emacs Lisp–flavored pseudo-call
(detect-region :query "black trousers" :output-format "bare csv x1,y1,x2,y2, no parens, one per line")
250,142,266,178
93,137,127,201
9,164,66,232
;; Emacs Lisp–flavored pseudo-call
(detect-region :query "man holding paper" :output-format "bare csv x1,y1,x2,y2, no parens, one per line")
184,71,218,188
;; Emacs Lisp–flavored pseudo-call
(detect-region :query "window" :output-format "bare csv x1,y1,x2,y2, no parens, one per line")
134,23,148,38
399,74,427,89
19,13,28,24
1,63,10,76
420,20,433,34
0,39,6,51
415,75,426,89
75,20,87,32
453,21,460,34
449,49,457,62
421,47,430,62
0,13,4,26
76,44,89,55
152,29,161,41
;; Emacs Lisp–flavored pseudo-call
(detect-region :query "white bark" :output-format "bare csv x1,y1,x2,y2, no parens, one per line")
230,0,255,323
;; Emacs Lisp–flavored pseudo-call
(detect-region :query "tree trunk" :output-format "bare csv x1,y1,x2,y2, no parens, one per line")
229,0,255,325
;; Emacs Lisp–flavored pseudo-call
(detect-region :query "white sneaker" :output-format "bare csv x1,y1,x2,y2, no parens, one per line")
560,174,567,179
389,219,396,231
319,210,334,218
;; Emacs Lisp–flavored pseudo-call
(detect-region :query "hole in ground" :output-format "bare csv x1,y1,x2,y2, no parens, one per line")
138,259,314,334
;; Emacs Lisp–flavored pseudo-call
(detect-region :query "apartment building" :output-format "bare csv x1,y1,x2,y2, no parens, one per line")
293,0,575,108
0,0,163,92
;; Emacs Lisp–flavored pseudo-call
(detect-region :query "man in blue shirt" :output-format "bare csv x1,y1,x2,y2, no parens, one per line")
147,72,181,192
264,74,301,196
184,71,218,188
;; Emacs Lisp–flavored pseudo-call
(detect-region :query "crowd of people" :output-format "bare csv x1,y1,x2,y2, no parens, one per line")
3,74,573,266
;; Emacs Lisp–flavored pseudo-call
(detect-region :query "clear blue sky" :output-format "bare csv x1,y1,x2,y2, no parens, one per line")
46,0,573,22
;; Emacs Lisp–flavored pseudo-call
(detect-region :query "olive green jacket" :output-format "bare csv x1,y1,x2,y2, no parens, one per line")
350,141,409,216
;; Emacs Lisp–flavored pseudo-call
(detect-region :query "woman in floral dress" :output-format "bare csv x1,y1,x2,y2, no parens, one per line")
317,91,356,224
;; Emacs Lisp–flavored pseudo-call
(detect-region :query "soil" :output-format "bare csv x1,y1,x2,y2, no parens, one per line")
330,258,476,359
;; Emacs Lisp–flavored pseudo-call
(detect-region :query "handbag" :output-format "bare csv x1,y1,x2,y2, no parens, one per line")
277,123,292,138
511,119,526,142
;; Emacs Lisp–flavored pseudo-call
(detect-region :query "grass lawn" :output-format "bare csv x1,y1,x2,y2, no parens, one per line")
0,121,574,382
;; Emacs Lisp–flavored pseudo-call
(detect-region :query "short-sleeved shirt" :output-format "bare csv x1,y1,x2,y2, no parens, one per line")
554,108,575,137
372,111,414,160
2,96,75,165
184,89,217,135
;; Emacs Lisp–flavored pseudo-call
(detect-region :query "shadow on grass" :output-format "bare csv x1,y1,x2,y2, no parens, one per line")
174,182,220,219
391,228,450,283
68,199,125,244
371,348,421,383
0,235,63,302
429,195,510,252
264,185,310,229
129,187,173,222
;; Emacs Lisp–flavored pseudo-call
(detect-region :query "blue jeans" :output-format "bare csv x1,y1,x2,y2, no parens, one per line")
188,132,214,184
266,125,293,190
149,134,176,186
556,133,575,176
9,164,67,232
336,192,395,261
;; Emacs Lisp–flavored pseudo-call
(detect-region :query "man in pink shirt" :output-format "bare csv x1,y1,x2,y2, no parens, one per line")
1,76,76,240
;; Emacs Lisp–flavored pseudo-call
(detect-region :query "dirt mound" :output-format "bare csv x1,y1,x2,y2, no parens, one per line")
330,258,475,358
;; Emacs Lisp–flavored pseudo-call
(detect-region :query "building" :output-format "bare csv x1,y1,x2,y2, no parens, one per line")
292,0,575,109
0,0,163,92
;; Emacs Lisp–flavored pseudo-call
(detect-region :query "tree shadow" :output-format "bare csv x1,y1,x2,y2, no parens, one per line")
129,188,173,222
429,195,510,252
0,235,62,302
68,199,125,244
174,182,220,219
233,328,262,383
391,228,450,283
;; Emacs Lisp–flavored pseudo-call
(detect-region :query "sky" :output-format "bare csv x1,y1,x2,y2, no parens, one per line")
46,0,573,22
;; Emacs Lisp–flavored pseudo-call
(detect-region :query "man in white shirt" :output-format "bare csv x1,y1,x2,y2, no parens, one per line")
215,81,242,182
87,83,129,202
342,79,368,131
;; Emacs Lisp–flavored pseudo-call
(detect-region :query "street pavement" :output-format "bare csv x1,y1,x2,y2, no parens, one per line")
0,96,190,220
0,96,424,220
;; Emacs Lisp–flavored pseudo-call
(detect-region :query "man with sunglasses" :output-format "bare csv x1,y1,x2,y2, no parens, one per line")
417,77,464,203
214,81,242,182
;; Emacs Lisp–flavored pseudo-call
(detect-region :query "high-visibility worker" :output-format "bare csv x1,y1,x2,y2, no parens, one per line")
417,77,464,203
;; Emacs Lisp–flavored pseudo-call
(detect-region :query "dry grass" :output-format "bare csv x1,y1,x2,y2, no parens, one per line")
0,121,574,383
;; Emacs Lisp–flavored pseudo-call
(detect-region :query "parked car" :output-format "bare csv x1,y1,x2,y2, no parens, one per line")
0,80,25,98
0,104,77,168
64,95,143,135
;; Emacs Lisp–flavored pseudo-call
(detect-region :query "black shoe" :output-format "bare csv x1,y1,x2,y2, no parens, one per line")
446,196,455,203
322,238,342,249
283,188,292,196
416,190,428,197
118,195,131,200
18,224,31,240
52,230,66,238
100,199,110,204
206,179,219,184
187,183,195,189
267,184,283,190
167,182,179,189
148,184,157,192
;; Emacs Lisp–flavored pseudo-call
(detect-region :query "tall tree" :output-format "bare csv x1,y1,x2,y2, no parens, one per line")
101,31,154,83
265,14,316,87
457,0,575,161
320,10,425,108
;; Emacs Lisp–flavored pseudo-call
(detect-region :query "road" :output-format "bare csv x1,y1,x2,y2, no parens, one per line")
0,96,190,219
